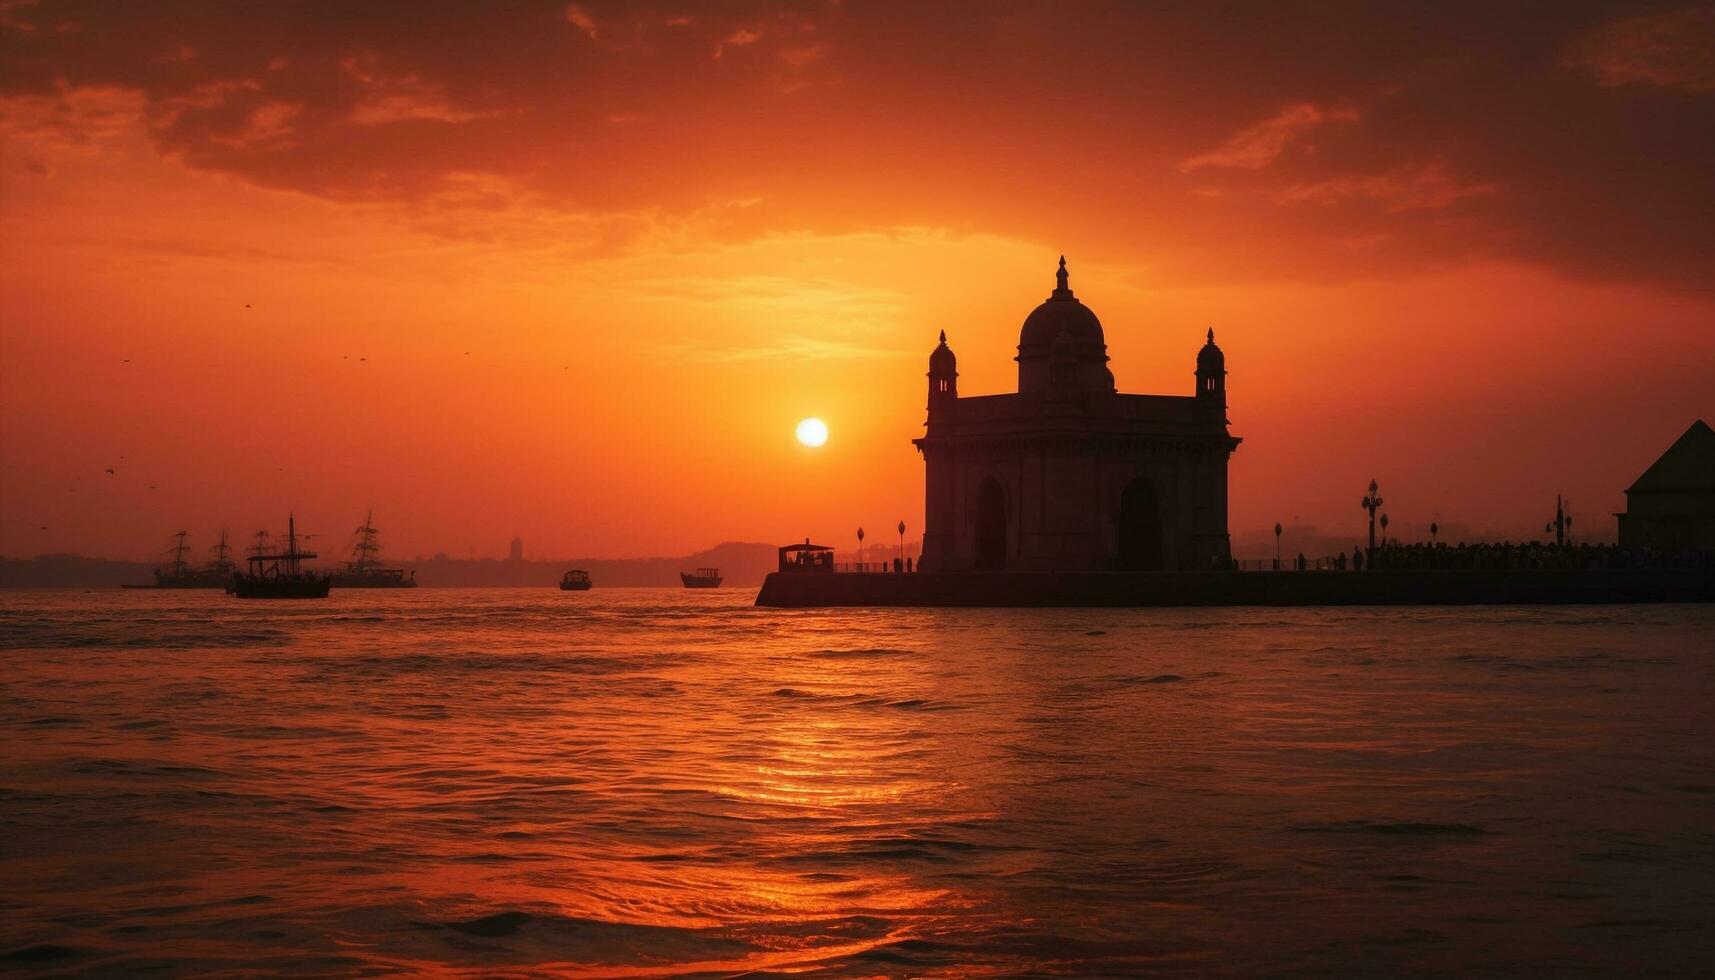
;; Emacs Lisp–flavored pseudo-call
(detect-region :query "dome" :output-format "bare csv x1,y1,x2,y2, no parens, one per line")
1019,257,1105,352
929,330,956,373
1197,328,1225,371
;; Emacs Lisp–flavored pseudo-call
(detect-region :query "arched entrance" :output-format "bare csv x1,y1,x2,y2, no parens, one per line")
1118,478,1163,571
975,478,1008,570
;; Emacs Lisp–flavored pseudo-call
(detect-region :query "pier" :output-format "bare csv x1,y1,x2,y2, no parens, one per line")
755,568,1715,608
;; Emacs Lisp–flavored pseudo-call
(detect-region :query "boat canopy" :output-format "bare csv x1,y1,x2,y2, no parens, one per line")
779,539,835,572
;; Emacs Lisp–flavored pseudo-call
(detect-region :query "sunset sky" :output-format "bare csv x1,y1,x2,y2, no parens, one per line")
3,0,1712,561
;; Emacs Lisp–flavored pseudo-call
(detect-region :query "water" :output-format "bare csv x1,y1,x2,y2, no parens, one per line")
2,589,1712,976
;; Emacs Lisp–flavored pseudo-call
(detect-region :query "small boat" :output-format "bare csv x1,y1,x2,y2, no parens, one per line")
560,569,592,591
680,567,722,589
232,514,331,599
329,510,418,588
122,530,236,589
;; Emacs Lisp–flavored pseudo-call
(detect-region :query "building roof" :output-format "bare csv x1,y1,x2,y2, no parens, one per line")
929,330,956,373
1019,256,1105,352
1626,419,1715,494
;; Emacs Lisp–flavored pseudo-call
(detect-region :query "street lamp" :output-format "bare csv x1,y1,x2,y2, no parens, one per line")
1361,479,1384,555
1430,521,1439,545
1379,512,1390,547
897,520,906,569
856,526,865,567
1274,522,1282,571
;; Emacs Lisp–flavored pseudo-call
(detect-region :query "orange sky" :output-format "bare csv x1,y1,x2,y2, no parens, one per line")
3,1,1713,561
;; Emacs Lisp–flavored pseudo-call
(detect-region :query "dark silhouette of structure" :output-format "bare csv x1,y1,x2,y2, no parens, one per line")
121,529,235,589
1361,480,1384,554
1547,495,1572,547
680,567,723,588
559,569,592,590
1616,419,1715,552
330,510,417,588
233,514,331,598
914,258,1240,571
778,540,835,572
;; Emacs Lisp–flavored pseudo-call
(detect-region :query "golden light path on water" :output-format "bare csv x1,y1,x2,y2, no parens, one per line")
2,589,1713,976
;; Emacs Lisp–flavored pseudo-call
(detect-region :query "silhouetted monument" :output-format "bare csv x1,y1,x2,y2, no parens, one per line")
1616,419,1715,552
914,258,1240,571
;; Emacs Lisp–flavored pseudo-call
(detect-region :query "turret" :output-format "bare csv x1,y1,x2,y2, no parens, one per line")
1196,328,1226,418
927,330,958,416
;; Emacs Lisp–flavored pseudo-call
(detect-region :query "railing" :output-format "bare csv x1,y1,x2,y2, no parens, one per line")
1234,558,1340,572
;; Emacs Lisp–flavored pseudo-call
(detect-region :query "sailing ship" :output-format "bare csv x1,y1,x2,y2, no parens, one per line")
122,530,235,589
329,510,418,588
232,514,331,598
680,567,722,588
560,569,592,591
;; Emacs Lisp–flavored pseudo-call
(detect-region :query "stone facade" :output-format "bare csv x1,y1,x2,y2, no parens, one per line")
914,259,1241,572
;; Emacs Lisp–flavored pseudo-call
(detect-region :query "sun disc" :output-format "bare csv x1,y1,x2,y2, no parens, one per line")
796,417,828,447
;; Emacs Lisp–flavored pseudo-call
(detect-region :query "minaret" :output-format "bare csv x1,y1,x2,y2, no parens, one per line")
927,329,958,417
1196,327,1226,420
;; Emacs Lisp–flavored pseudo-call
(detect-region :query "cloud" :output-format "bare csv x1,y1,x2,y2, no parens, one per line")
563,4,598,40
1564,6,1715,92
1274,164,1497,213
2,1,1713,289
1179,102,1359,171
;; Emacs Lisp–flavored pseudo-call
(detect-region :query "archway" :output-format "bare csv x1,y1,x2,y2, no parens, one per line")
1118,478,1163,571
976,478,1008,570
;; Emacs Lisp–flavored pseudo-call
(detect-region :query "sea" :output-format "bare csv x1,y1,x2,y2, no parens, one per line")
2,588,1712,977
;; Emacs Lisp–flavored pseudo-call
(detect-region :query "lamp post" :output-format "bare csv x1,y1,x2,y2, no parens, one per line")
1361,480,1384,557
1379,512,1389,547
1430,521,1439,545
897,520,906,570
1274,522,1282,571
856,526,865,568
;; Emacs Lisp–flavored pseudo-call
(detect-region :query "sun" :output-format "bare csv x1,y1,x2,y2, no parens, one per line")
796,417,828,448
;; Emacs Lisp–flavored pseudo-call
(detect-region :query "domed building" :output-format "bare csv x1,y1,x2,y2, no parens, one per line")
914,258,1240,571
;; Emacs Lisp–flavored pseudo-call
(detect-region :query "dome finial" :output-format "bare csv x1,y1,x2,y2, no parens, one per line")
1052,255,1072,299
1207,327,1215,343
938,329,946,344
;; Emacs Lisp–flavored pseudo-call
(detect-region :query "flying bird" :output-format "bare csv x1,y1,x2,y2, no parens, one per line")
105,468,115,476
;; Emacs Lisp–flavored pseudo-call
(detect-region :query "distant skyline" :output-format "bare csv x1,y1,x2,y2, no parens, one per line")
3,2,1712,560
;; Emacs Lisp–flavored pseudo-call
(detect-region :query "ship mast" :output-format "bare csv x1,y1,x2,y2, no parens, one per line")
352,509,381,572
169,530,191,577
210,528,234,573
250,529,272,558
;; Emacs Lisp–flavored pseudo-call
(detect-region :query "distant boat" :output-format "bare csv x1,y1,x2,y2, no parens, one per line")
560,569,592,591
329,510,417,588
232,514,331,599
122,530,236,589
680,567,722,588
